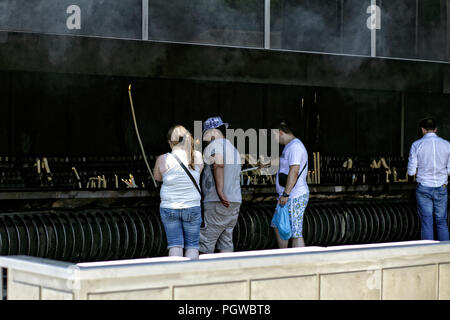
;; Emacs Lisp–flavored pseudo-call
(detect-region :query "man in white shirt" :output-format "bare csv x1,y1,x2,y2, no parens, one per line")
407,118,450,241
271,119,309,248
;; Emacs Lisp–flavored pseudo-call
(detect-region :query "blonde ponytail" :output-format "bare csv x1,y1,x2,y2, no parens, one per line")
167,125,196,170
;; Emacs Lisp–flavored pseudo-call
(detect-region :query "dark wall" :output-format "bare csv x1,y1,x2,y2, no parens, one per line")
316,89,450,157
1,31,448,94
1,71,129,156
404,92,450,155
0,70,448,158
316,88,403,156
0,31,448,158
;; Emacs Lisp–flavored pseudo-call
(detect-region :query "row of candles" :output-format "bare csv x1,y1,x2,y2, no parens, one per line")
0,153,413,190
0,156,152,190
239,154,413,186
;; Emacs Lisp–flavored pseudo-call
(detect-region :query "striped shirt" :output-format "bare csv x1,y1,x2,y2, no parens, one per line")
407,133,450,187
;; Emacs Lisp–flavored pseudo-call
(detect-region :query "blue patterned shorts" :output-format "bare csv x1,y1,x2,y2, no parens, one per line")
271,193,309,238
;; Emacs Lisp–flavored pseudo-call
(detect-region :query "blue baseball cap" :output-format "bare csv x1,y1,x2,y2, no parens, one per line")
203,116,229,133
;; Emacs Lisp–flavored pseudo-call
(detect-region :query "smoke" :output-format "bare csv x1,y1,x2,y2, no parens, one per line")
341,0,373,56
0,0,141,39
269,0,378,84
376,0,416,59
149,0,265,48
0,0,446,62
0,0,145,69
273,0,339,53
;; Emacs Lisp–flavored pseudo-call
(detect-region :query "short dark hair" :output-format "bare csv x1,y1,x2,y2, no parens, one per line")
419,118,437,131
271,119,294,134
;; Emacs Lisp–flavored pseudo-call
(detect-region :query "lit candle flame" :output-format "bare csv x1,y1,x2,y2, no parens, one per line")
128,84,131,91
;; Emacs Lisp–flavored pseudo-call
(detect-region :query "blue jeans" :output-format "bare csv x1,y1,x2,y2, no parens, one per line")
160,206,202,249
416,184,449,241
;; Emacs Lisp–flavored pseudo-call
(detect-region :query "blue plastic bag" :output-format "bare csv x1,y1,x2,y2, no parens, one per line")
271,203,292,240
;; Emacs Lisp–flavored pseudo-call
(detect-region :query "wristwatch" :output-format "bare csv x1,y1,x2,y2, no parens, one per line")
282,191,290,198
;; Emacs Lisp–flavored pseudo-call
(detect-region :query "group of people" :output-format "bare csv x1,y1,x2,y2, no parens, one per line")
153,116,449,260
153,117,311,259
153,117,243,259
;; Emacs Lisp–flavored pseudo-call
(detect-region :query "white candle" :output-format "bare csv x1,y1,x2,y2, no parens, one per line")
317,152,320,184
43,157,50,174
36,158,41,174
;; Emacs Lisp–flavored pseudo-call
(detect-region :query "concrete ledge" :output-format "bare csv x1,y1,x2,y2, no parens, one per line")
1,240,449,300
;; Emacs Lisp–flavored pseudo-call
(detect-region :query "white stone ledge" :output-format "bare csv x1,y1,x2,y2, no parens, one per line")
1,240,450,300
1,240,446,280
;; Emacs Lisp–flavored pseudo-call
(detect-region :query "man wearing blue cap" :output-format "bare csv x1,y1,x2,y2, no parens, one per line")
199,116,242,254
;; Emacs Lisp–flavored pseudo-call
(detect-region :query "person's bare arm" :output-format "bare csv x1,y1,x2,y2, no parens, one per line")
212,153,229,208
278,165,300,206
195,151,204,174
153,155,164,182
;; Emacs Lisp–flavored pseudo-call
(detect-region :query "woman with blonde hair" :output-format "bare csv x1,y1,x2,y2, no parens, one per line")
153,125,204,259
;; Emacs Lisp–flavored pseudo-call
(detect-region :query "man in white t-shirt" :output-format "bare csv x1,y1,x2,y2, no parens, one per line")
199,117,242,254
272,119,309,248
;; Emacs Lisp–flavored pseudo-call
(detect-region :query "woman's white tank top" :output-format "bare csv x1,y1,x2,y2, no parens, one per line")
160,149,201,209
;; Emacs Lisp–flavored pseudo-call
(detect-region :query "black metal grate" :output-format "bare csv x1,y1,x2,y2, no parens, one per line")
0,199,432,262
